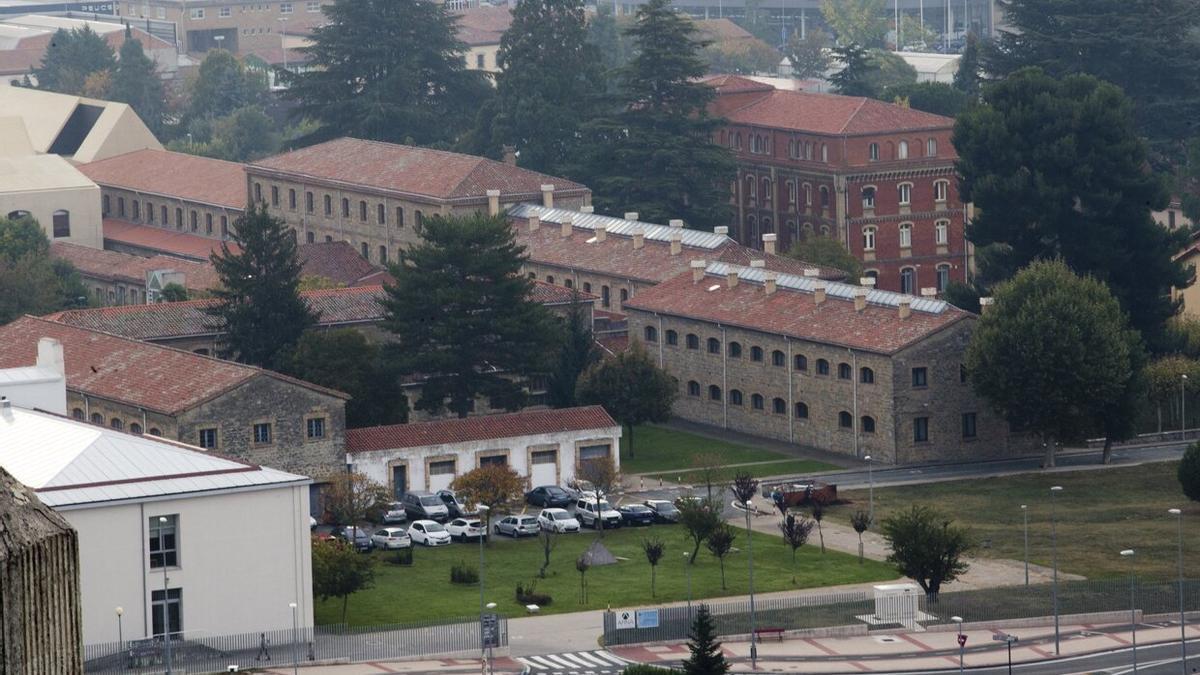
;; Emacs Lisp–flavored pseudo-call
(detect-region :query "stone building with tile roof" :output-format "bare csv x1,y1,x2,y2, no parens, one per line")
706,75,971,295
50,242,220,306
624,262,1026,464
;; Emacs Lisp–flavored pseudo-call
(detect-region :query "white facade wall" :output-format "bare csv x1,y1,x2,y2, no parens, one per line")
350,426,622,497
61,484,313,646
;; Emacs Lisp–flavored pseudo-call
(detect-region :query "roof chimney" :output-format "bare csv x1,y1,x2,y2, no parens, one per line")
762,233,777,255
632,227,645,250
624,212,639,222
854,287,868,312
920,287,937,298
0,396,9,412
36,337,65,376
750,259,765,269
560,215,573,238
528,214,540,232
541,184,555,208
595,223,607,242
502,145,517,166
726,270,739,288
979,297,994,314
899,298,912,319
580,205,595,214
804,268,820,278
764,271,778,295
860,276,876,288
813,281,827,305
670,231,682,255
669,219,684,229
486,189,501,217
714,226,729,236
690,259,707,283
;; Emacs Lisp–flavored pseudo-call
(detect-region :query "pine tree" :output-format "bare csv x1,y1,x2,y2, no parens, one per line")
951,32,980,96
828,44,876,97
34,26,115,94
184,50,266,123
546,294,597,408
208,204,316,369
110,26,166,136
681,606,730,675
572,0,735,230
490,0,601,176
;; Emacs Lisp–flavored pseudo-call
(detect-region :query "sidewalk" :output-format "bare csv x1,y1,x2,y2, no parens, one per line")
256,655,524,674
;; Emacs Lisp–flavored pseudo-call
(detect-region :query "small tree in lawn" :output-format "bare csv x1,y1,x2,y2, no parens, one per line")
881,505,972,600
706,523,736,590
326,472,390,536
642,537,666,598
679,497,722,563
730,471,759,511
1179,442,1200,502
538,527,558,579
692,452,723,500
850,510,872,564
451,465,528,516
312,537,374,625
575,554,591,604
576,341,677,460
810,494,827,553
576,456,621,536
779,513,815,585
681,605,729,675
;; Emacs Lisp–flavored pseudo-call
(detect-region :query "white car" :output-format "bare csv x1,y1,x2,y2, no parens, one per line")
370,527,411,550
537,508,580,533
383,502,407,523
575,497,622,529
408,520,452,546
446,517,486,541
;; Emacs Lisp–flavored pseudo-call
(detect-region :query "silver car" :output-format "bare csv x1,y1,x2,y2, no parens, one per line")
370,527,411,550
493,515,540,538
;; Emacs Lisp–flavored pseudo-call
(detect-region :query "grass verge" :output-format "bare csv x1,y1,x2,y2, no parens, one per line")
619,424,838,476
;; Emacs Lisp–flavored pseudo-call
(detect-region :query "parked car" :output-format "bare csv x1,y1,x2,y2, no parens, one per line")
402,491,450,522
408,520,452,546
494,514,540,537
436,489,475,518
334,526,374,552
370,527,411,550
643,499,681,524
537,508,580,533
383,502,407,523
618,503,655,526
309,516,318,529
446,517,486,541
564,479,598,500
575,497,622,529
526,485,573,508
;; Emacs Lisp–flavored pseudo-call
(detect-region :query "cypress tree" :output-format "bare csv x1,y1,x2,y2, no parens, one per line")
681,606,730,675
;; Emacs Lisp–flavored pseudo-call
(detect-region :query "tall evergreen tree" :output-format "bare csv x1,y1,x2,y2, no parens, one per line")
490,0,601,176
34,26,115,94
285,0,491,146
380,213,561,418
954,68,1192,345
110,26,166,136
951,32,980,96
208,204,316,369
681,606,730,675
184,50,266,123
572,0,735,230
828,44,877,97
546,295,598,408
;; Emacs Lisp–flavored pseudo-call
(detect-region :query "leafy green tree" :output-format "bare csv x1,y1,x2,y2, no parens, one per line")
312,538,375,624
785,237,862,279
0,216,86,323
380,213,560,418
883,81,970,117
819,0,887,47
1145,356,1200,434
547,295,598,408
700,33,781,75
678,496,723,563
208,204,316,369
34,26,115,94
572,0,736,231
490,0,601,176
585,5,635,94
1180,442,1200,502
451,464,528,513
898,15,938,49
954,68,1192,344
681,605,730,675
184,50,266,124
110,26,166,136
0,215,51,261
285,329,408,427
965,260,1142,467
705,523,736,590
285,0,491,146
984,0,1200,156
208,106,279,161
862,49,917,94
576,342,678,459
828,43,876,97
881,505,971,600
158,283,188,302
784,27,832,80
952,32,980,96
779,513,814,583
641,537,665,597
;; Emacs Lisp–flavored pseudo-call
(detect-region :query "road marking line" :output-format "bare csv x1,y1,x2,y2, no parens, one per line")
847,660,871,672
593,651,631,665
895,633,935,651
558,653,598,668
802,637,840,656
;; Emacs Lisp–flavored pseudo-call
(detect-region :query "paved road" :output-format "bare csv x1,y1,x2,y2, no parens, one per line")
862,640,1199,674
515,648,631,674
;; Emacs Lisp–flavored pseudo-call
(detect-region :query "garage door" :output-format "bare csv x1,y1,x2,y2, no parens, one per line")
530,449,557,487
429,459,455,492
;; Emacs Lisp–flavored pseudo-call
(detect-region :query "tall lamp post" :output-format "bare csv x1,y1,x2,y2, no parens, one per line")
289,602,299,675
1182,374,1189,440
1121,549,1138,673
115,607,123,651
1020,504,1029,586
952,615,964,673
864,454,874,527
683,552,693,617
1050,486,1063,655
485,602,497,675
1169,508,1186,674
745,498,758,670
477,504,491,668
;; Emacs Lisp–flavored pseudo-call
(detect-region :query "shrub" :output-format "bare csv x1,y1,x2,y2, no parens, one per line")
388,547,413,566
621,666,678,674
515,580,552,606
1180,442,1200,502
450,560,479,584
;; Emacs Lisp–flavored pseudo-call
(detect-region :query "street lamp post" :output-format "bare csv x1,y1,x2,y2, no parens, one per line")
1021,504,1029,586
864,454,874,527
683,552,693,617
952,615,964,673
1050,486,1063,655
477,504,491,669
289,602,299,675
485,602,497,675
1182,374,1189,441
115,607,123,651
746,498,757,670
1170,508,1186,674
1121,549,1137,673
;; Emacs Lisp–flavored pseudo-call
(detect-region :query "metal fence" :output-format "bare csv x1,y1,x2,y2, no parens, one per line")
603,578,1200,646
83,615,506,674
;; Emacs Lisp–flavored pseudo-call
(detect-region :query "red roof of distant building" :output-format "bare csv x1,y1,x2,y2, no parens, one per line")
103,219,239,261
298,241,394,287
346,406,617,453
78,149,247,210
453,5,512,46
528,280,595,305
50,242,220,293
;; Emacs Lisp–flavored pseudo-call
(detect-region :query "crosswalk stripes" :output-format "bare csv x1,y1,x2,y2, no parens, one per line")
517,649,632,673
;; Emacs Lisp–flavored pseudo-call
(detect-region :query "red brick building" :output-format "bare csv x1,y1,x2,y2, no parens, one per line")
707,76,971,294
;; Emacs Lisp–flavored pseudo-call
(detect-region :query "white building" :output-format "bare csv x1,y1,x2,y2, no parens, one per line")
347,406,621,498
0,401,314,647
894,51,961,83
0,336,66,414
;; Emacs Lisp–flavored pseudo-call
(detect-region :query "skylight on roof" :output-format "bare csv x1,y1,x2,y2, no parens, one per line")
707,284,721,292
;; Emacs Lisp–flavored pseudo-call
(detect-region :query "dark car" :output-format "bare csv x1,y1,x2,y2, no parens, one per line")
526,485,573,508
333,526,374,553
618,503,655,526
644,499,681,524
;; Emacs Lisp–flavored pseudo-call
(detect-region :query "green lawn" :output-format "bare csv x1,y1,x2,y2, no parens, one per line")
619,424,838,477
828,461,1199,580
316,524,896,626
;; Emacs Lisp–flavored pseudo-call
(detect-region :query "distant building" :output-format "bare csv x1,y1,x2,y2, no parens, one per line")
0,86,161,163
0,151,103,248
893,51,961,84
50,241,219,305
0,15,177,84
347,406,620,498
1155,196,1194,234
454,4,510,75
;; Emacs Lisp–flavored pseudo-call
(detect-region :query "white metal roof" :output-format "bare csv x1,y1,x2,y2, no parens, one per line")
509,203,733,250
706,261,950,315
0,406,309,509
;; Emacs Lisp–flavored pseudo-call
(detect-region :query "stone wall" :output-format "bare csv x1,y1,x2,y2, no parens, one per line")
522,262,650,312
65,392,177,437
100,187,241,241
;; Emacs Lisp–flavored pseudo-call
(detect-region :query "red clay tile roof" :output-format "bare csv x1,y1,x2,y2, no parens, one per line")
51,242,220,293
298,241,392,287
0,316,347,415
103,219,240,261
527,280,595,305
78,149,247,210
346,406,617,453
623,263,970,355
248,138,589,203
453,5,512,46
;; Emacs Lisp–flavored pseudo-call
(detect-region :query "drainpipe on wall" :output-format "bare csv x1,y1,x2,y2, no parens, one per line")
787,338,794,443
722,326,729,430
657,314,664,367
850,348,859,459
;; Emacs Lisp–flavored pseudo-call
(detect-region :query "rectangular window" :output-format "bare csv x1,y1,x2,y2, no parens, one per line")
219,6,231,16
118,197,126,217
962,413,977,439
429,459,456,475
479,454,507,468
151,588,182,638
531,450,557,464
253,422,272,444
52,211,70,238
271,185,280,206
324,195,332,216
307,0,320,10
912,367,928,387
579,444,611,461
198,428,217,449
914,417,929,443
280,1,293,12
306,417,325,439
899,184,912,206
205,213,213,235
149,514,178,568
189,7,204,18
156,6,165,18
935,221,949,245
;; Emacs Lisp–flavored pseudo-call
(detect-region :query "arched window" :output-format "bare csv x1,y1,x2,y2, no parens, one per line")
708,385,722,401
564,278,573,289
771,350,785,367
750,346,764,362
898,140,909,159
927,138,938,157
583,282,591,293
745,175,757,200
132,200,140,220
396,207,405,227
415,210,424,226
378,203,386,224
819,186,830,208
306,231,315,244
90,412,103,425
601,285,610,307
795,401,809,419
687,380,701,397
686,334,700,349
863,226,876,251
898,183,912,206
821,144,828,162
862,416,876,433
72,408,84,420
359,200,368,221
131,422,143,435
546,275,555,285
149,428,161,436
751,393,764,410
379,245,388,264
666,330,679,345
772,397,786,414
816,359,830,375
620,288,629,303
794,354,808,371
175,207,183,229
838,362,852,379
190,210,198,232
803,183,812,206
110,418,123,430
161,205,168,224
761,217,772,233
735,132,743,149
341,197,350,218
935,219,949,245
900,267,916,295
861,367,875,384
52,210,70,238
730,389,744,405
289,188,297,210
838,411,853,428
937,264,951,292
804,141,811,159
820,224,831,237
707,337,721,354
934,180,949,202
899,223,913,248
146,201,154,223
868,142,879,161
787,180,797,205
728,341,742,358
644,326,658,343
862,186,876,209
761,178,772,201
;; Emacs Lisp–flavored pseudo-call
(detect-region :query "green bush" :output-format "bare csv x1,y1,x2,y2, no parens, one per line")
450,560,479,584
388,547,413,566
515,580,552,606
1179,442,1200,502
621,665,677,674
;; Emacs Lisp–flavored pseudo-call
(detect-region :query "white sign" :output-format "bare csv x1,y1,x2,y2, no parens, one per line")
615,610,635,630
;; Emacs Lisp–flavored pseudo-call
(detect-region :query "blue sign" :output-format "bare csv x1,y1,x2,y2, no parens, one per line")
635,609,659,629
